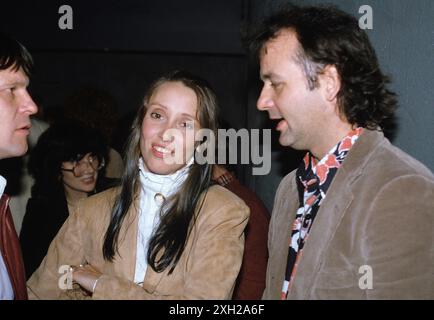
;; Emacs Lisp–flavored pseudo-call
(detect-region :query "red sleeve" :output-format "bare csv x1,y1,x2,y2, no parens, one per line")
221,177,270,300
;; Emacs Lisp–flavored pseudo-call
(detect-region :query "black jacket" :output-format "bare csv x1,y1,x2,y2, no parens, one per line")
20,177,119,279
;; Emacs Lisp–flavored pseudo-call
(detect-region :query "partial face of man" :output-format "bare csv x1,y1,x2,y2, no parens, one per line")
256,29,329,152
0,67,37,159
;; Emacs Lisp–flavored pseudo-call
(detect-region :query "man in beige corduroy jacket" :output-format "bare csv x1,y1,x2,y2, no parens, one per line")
251,5,434,299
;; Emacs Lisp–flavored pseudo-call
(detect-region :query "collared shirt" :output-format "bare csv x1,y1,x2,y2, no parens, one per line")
281,127,364,299
0,175,14,300
134,158,192,284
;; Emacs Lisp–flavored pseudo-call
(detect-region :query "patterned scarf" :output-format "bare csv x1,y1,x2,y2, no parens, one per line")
281,127,363,299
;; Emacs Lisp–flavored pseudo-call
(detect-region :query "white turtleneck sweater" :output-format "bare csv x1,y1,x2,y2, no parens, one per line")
134,158,192,284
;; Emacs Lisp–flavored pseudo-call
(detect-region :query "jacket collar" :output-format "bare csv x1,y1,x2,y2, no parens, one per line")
112,191,178,293
287,129,385,299
0,175,6,198
138,157,192,200
112,157,194,291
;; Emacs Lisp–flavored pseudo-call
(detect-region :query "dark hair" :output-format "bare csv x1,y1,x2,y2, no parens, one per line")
0,32,33,76
63,87,120,144
249,4,397,130
103,71,219,274
28,120,108,198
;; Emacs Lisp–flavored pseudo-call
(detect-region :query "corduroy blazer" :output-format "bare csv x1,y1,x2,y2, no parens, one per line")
263,129,434,299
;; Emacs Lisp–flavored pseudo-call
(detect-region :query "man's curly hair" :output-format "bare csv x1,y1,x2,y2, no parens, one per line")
249,4,397,131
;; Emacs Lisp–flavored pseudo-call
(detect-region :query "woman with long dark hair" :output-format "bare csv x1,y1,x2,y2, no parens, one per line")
20,121,114,279
27,71,249,299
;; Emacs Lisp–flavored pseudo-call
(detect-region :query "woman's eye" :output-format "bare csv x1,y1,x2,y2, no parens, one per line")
181,121,194,129
150,112,162,119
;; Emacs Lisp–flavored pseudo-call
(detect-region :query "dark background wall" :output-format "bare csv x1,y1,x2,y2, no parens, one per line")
1,0,433,212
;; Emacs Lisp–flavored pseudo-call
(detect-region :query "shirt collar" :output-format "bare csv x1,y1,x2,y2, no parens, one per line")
0,175,6,198
298,127,364,195
309,127,364,175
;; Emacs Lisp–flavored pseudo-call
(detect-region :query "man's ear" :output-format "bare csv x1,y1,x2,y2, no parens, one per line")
320,64,341,102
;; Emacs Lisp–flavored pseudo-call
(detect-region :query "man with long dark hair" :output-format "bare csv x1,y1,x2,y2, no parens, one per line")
0,32,38,300
250,5,434,299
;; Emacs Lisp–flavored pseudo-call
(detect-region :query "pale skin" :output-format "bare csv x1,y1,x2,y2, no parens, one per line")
140,81,200,174
0,67,37,159
61,153,99,207
257,29,353,160
72,81,201,293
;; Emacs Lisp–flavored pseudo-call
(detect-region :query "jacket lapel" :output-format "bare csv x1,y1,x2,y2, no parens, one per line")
142,191,212,293
265,172,299,299
113,193,166,292
113,195,140,281
141,257,167,294
287,129,383,299
287,167,355,299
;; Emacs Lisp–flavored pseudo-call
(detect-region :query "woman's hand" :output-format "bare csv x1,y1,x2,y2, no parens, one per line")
72,264,102,293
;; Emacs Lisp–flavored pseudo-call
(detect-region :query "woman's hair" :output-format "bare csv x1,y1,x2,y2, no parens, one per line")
28,120,108,198
103,70,219,274
63,87,120,145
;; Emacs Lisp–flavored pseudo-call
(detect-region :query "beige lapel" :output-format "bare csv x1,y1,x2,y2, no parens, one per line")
287,129,383,299
141,193,208,293
268,173,299,300
115,192,168,292
113,195,140,281
286,167,355,299
141,255,167,294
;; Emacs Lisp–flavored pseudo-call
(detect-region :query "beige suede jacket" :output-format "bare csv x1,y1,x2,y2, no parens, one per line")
27,185,249,300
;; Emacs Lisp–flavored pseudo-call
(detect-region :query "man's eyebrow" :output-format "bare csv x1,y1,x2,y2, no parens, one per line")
260,73,282,81
0,79,29,88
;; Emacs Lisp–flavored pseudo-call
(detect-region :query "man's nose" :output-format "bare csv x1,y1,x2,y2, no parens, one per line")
22,91,38,115
256,86,274,111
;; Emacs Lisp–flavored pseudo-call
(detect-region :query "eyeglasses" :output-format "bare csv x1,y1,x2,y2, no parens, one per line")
61,154,105,177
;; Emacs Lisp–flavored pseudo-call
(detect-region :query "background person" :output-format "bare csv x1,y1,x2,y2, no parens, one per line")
0,32,38,300
20,121,115,279
212,164,269,300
